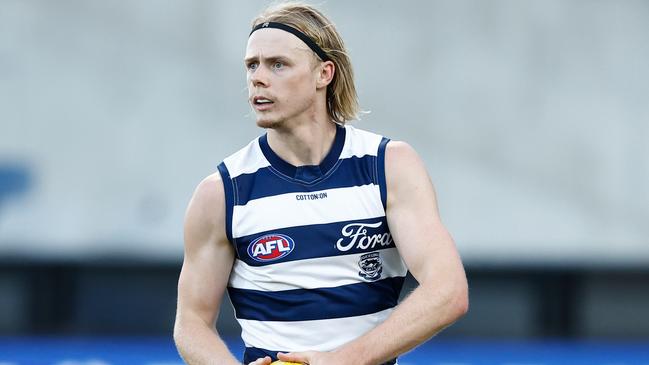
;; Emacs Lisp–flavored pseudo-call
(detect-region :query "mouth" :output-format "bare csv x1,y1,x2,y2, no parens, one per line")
252,96,275,111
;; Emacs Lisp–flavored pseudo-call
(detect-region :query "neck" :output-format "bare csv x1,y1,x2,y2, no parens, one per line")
266,115,338,167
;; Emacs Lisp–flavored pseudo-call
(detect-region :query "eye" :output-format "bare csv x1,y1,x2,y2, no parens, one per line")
247,62,258,71
272,61,284,69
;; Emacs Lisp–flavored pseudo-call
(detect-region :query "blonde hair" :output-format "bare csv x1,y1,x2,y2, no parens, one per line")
251,2,359,124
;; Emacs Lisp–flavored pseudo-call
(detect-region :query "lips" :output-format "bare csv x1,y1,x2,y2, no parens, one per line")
252,96,275,111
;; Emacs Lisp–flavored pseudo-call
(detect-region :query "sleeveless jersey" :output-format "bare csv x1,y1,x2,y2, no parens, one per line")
217,124,407,364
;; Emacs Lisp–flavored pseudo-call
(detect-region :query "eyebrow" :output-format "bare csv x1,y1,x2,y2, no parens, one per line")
243,54,291,64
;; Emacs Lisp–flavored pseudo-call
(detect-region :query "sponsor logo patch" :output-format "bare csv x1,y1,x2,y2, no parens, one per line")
359,252,383,281
336,221,393,252
247,234,295,262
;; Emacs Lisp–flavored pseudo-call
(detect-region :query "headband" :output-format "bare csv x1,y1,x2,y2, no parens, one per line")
249,21,330,62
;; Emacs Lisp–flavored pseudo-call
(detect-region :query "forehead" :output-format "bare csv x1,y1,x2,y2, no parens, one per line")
245,28,311,59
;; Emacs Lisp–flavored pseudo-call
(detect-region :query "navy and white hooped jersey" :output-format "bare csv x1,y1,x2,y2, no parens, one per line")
217,124,407,364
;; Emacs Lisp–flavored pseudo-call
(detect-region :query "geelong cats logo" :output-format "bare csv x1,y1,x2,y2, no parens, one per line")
247,234,295,262
359,252,383,281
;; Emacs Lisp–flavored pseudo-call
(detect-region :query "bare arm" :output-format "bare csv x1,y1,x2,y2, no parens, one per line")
279,141,469,365
173,173,247,365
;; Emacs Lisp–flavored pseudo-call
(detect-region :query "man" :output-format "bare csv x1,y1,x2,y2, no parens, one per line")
173,3,468,365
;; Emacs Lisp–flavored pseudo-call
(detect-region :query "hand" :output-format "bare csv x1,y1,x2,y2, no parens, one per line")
278,351,352,365
248,356,272,365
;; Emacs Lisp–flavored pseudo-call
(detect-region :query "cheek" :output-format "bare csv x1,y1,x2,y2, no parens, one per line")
286,73,317,98
272,67,318,109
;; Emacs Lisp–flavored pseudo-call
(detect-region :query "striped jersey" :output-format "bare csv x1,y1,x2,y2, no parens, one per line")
217,124,407,364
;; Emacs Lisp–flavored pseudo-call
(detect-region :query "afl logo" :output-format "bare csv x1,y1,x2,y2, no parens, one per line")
247,234,295,262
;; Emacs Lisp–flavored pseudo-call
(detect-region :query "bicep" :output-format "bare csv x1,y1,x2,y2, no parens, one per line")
385,142,464,285
176,174,235,326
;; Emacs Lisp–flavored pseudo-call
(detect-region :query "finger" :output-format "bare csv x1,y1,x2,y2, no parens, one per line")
277,351,311,363
249,355,272,365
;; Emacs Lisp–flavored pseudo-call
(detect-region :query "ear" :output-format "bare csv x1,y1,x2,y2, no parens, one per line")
316,60,335,89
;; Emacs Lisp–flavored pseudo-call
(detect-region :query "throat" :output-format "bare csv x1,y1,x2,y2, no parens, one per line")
267,122,339,166
260,124,346,182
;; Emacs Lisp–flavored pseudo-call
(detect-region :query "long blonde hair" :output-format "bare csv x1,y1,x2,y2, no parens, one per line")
251,2,359,124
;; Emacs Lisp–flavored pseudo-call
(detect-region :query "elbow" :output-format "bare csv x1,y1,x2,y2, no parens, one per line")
449,280,469,322
173,325,190,364
454,285,469,320
431,278,468,324
173,317,188,351
173,323,183,349
420,277,469,326
173,320,194,363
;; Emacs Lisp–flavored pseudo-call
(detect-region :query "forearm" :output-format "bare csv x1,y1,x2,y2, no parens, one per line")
174,318,241,365
336,280,468,365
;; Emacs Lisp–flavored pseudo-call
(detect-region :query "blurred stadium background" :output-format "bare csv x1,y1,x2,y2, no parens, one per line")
1,0,648,364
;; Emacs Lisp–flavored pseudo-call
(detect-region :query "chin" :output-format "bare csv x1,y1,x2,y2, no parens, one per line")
256,116,284,129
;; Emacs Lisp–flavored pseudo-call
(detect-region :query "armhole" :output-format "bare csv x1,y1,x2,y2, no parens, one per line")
217,162,235,245
377,137,390,210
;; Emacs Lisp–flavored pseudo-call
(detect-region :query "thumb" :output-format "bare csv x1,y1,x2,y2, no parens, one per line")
277,351,311,364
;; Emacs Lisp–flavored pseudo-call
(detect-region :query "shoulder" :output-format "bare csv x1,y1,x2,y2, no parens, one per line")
385,140,426,176
384,141,434,206
184,172,227,247
386,140,419,160
190,172,224,210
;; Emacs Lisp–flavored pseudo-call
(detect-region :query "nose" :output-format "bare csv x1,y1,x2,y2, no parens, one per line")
249,65,269,88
